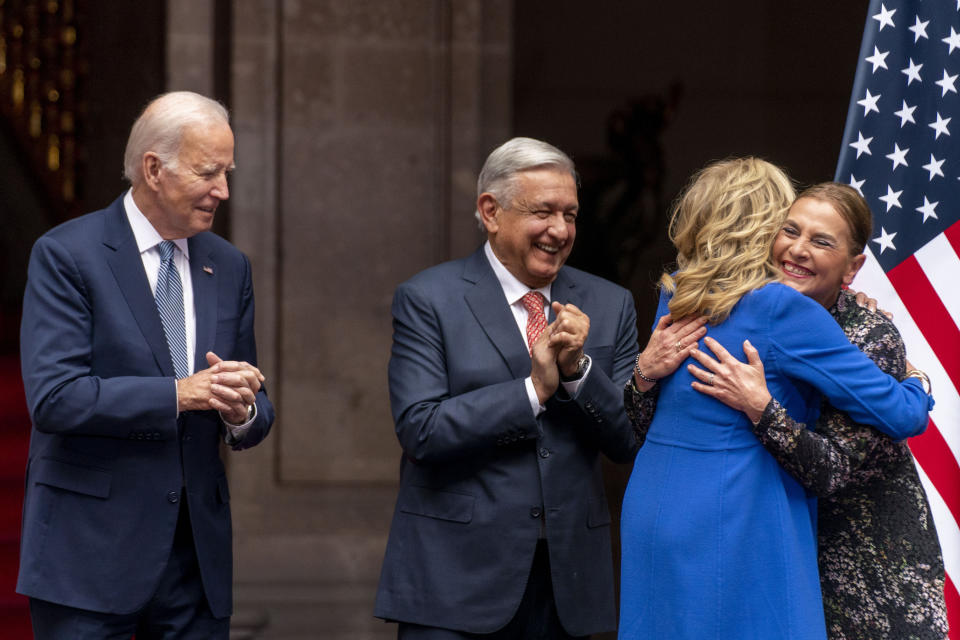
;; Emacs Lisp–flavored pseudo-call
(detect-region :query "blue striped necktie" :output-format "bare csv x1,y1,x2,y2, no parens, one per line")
155,240,190,378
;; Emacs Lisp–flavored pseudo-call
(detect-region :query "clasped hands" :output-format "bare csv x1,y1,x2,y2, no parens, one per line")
176,351,265,424
530,302,589,404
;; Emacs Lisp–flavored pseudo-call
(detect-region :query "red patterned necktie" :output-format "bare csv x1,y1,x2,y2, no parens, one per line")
521,291,548,355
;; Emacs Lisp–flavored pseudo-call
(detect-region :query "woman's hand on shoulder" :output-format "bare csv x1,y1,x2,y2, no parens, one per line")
633,313,709,389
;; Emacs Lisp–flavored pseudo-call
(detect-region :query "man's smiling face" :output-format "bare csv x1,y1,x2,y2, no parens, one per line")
483,168,578,289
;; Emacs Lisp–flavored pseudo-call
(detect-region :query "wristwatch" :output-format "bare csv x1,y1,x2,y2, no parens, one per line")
560,353,590,382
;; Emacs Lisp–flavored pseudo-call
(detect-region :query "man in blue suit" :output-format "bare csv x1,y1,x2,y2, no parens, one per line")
17,91,274,639
375,138,640,639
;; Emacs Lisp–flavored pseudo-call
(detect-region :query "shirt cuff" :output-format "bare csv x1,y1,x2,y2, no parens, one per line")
560,355,592,397
221,403,258,444
524,377,546,417
172,379,180,418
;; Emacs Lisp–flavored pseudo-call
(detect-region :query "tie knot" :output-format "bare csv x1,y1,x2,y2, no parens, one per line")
521,291,546,315
157,240,177,262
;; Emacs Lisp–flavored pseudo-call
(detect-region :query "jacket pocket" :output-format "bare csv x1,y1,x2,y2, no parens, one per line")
33,457,111,499
399,486,475,523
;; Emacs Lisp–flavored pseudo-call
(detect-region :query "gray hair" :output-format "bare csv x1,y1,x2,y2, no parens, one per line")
123,91,230,185
474,137,577,226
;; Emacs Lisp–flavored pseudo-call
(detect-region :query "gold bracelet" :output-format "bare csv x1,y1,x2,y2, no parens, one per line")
634,353,658,384
905,369,932,395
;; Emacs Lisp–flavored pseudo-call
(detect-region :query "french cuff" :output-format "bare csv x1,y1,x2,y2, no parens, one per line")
221,404,257,444
524,376,546,417
560,355,592,397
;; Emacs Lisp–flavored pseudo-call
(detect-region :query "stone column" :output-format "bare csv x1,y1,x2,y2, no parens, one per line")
166,0,215,94
229,2,513,638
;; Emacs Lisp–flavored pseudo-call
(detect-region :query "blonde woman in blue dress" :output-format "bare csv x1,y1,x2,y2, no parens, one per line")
619,158,932,640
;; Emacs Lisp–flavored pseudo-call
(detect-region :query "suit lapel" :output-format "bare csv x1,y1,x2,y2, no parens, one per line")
189,236,218,372
547,268,582,321
102,198,175,376
462,248,531,380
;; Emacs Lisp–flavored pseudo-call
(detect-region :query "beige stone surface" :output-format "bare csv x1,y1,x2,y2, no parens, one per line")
207,1,513,637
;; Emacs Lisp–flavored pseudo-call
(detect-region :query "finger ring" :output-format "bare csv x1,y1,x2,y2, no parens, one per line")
708,373,715,385
675,341,683,353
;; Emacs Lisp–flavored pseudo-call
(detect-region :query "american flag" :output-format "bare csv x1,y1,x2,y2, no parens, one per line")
836,0,960,632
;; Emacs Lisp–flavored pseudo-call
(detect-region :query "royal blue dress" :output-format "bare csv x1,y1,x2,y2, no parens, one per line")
618,283,930,640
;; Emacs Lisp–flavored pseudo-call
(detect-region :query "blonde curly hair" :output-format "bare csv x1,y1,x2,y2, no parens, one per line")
660,157,795,323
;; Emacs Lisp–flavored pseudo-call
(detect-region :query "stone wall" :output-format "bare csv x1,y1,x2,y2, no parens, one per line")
171,2,513,638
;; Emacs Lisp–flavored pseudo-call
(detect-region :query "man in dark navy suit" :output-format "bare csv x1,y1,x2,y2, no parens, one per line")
18,91,274,639
375,137,640,639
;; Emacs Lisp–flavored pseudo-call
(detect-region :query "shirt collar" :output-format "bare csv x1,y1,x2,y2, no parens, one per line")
483,240,550,305
123,189,190,258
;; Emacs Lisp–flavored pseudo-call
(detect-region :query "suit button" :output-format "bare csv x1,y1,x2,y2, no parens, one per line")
530,507,542,518
538,447,551,458
183,434,192,442
153,432,161,439
167,491,180,504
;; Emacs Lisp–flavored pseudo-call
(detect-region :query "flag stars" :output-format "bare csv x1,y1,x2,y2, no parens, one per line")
858,89,881,115
909,15,930,42
866,46,890,72
929,112,951,139
873,227,897,254
922,154,945,180
849,175,865,196
901,58,923,85
885,143,910,170
894,100,917,126
873,3,897,31
850,131,874,157
915,197,939,222
935,69,958,96
879,185,904,211
943,26,960,54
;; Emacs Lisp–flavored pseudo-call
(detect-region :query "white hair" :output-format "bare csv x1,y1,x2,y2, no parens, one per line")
123,91,230,185
474,137,577,226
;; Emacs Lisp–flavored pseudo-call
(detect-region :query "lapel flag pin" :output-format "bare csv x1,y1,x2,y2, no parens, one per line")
203,265,214,275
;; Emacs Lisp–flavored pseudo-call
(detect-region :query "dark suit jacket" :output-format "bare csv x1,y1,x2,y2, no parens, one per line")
374,247,639,636
16,196,273,618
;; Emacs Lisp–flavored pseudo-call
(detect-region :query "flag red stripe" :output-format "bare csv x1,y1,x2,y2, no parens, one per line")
945,573,959,640
944,219,960,258
908,417,960,528
888,256,960,392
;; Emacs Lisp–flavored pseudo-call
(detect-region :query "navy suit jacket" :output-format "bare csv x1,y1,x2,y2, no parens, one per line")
17,196,273,617
374,247,639,636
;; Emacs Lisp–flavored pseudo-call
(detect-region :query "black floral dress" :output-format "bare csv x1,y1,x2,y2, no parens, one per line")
624,290,948,640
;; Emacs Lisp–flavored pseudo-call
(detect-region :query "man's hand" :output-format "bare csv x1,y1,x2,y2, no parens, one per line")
176,351,265,423
548,302,590,378
531,320,561,404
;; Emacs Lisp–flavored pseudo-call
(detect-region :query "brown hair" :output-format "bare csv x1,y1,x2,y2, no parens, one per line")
793,182,872,255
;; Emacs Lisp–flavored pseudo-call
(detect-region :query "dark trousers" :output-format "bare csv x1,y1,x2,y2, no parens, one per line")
30,494,228,640
398,540,588,640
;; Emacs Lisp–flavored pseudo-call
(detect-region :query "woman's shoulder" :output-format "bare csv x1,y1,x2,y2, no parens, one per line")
738,281,822,315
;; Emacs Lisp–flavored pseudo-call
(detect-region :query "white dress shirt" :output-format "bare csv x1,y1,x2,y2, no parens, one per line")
123,190,254,438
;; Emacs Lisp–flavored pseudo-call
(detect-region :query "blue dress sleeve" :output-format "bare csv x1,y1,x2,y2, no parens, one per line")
764,285,930,440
